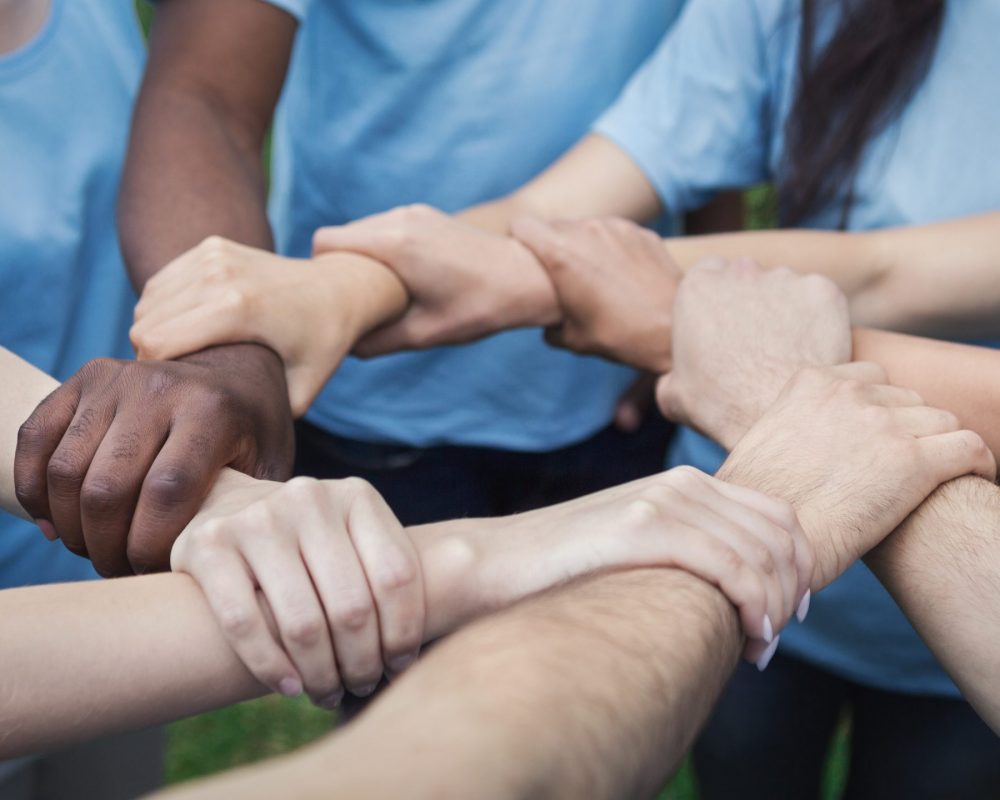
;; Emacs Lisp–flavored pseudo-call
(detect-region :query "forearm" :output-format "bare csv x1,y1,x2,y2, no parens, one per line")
866,476,1000,731
668,213,1000,336
0,348,58,519
119,84,274,290
461,134,663,235
155,568,742,800
0,572,266,759
854,328,1000,459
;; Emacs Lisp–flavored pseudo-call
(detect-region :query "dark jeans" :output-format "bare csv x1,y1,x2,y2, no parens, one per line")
694,653,1000,800
294,413,674,525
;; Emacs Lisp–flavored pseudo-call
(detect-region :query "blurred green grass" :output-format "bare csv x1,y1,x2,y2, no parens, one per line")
134,1,843,794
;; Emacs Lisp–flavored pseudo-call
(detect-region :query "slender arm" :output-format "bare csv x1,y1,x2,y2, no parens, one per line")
667,212,1000,337
152,569,741,800
867,476,1000,732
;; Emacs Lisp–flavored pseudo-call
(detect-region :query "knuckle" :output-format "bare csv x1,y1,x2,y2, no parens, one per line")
16,415,47,452
217,603,258,639
329,595,374,633
145,465,196,508
339,476,378,501
665,465,704,491
47,453,85,491
371,554,418,594
285,614,326,648
80,474,128,516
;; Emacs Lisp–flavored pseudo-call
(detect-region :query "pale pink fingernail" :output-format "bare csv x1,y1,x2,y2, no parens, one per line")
355,683,378,698
762,614,774,643
756,636,780,672
278,677,303,698
796,590,812,624
36,519,58,542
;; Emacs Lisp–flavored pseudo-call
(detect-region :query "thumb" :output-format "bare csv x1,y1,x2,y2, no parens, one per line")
510,216,571,275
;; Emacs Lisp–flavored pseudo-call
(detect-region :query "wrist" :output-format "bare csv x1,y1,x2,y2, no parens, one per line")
497,239,562,329
408,518,489,640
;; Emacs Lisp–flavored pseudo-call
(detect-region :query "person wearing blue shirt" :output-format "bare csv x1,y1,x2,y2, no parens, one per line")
116,0,738,532
455,0,1000,794
0,0,163,795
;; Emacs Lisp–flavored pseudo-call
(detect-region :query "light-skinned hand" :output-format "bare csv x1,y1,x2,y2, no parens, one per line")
312,204,560,355
511,216,682,373
173,471,425,708
131,236,408,416
720,363,997,589
657,257,852,449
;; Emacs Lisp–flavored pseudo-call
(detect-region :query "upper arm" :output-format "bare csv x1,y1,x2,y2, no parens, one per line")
140,0,299,151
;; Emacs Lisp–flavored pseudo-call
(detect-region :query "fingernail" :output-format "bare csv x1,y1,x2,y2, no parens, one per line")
756,636,780,672
318,688,343,710
796,590,812,624
762,614,774,644
387,652,418,674
278,677,303,698
355,683,378,698
36,519,58,542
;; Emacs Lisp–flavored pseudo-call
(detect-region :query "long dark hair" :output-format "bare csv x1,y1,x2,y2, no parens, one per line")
779,0,946,227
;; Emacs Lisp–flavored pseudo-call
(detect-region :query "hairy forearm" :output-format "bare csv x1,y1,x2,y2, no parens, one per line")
854,328,1000,460
154,569,741,800
867,476,1000,732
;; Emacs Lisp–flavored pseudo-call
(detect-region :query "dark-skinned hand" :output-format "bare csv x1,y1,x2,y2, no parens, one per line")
14,343,294,576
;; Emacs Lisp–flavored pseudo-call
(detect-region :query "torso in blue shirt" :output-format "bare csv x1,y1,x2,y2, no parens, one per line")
596,0,1000,696
0,0,142,588
265,0,686,450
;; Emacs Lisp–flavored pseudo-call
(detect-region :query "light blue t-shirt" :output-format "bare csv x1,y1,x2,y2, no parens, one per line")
263,0,686,450
595,0,1000,697
0,0,142,588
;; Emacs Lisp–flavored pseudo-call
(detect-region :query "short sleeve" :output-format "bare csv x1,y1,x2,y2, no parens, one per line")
259,0,311,21
594,0,777,214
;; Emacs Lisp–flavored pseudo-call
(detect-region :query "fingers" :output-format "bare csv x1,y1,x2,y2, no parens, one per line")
341,481,425,677
179,534,304,698
708,478,814,615
890,406,961,437
300,512,384,696
46,400,117,556
311,213,400,261
133,305,254,362
13,382,82,535
80,415,169,576
238,521,343,704
920,429,997,484
127,419,238,573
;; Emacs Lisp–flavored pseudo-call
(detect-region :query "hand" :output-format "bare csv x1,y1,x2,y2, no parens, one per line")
511,216,682,373
458,466,814,669
14,345,295,576
719,364,997,589
174,472,424,706
657,258,852,449
312,204,560,355
131,236,407,416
